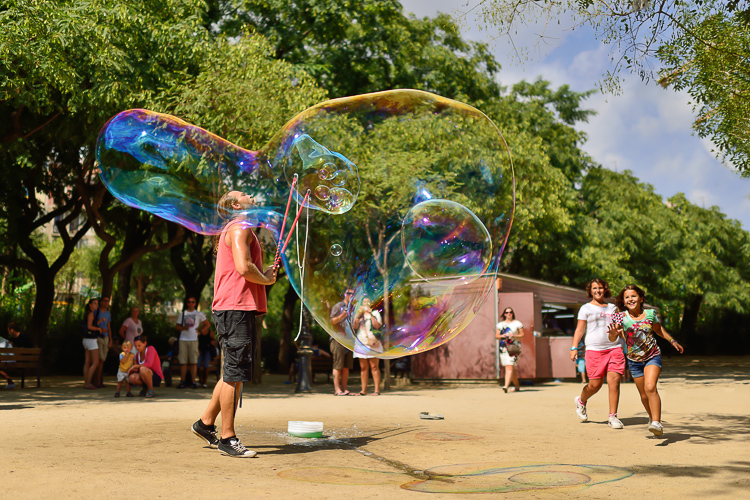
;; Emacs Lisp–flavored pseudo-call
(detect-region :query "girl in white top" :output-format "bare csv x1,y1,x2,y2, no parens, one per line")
570,278,626,429
495,307,525,393
351,298,383,395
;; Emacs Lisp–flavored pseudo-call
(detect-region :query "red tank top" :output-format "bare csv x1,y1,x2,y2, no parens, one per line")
212,223,267,313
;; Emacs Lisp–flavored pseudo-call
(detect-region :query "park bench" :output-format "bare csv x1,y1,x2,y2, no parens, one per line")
311,355,332,383
0,347,42,388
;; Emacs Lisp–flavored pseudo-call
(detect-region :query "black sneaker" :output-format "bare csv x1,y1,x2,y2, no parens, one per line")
191,383,198,389
191,420,219,449
218,437,257,458
176,382,187,389
138,389,147,397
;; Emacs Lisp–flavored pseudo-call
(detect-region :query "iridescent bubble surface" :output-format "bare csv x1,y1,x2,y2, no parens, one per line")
96,89,515,358
401,200,492,284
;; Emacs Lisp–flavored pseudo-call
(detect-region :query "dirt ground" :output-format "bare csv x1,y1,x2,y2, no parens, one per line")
1,355,749,499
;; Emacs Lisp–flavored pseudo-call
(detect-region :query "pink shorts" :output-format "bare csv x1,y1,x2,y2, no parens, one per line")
585,347,625,379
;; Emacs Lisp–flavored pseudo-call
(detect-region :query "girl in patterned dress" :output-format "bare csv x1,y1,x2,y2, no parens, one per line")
608,285,684,436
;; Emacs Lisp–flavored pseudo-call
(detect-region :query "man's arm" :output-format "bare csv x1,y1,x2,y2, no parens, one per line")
228,227,277,285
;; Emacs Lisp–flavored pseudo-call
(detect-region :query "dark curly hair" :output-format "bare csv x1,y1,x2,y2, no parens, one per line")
585,278,611,299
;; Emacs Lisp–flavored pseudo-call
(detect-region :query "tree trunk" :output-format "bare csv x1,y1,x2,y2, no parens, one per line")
28,273,56,347
278,281,298,372
113,263,134,317
679,294,703,338
169,228,214,305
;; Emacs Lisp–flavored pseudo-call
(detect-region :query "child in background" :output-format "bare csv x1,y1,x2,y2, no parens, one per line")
115,341,134,398
576,338,587,384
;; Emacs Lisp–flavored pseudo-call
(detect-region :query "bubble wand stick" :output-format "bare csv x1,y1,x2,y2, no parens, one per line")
273,190,311,269
272,175,298,269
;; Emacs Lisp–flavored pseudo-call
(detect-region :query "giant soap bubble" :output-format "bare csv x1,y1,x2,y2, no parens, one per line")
96,89,515,358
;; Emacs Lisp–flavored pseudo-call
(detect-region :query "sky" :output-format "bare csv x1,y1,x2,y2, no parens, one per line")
400,0,750,230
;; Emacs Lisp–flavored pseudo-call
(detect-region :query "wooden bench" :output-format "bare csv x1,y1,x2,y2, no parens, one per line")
0,348,42,388
311,355,333,383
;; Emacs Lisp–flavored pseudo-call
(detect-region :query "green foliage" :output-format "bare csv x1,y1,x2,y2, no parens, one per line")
154,33,328,150
0,0,213,340
658,9,750,174
205,0,502,101
569,167,750,339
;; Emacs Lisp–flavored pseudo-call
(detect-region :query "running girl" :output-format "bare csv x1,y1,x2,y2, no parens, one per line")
608,284,684,436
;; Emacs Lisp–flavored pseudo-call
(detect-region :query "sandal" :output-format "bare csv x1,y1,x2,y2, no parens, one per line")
359,391,367,396
371,392,380,396
502,386,508,393
145,390,155,398
334,391,350,396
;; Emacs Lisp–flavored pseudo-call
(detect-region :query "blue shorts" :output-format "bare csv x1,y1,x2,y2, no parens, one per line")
197,350,213,368
576,358,586,374
627,355,662,378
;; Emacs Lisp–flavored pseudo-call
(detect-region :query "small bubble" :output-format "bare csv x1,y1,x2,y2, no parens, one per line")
314,185,330,200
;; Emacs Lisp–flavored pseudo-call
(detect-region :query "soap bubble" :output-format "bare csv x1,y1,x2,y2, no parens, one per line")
401,200,492,284
330,244,343,256
314,185,330,201
96,89,514,358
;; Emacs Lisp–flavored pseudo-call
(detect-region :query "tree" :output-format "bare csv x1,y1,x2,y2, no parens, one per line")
203,0,502,101
662,193,750,336
477,0,750,172
483,80,596,282
572,167,750,338
0,0,212,341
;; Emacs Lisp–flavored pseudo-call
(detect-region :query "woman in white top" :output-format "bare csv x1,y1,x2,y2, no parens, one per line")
569,278,626,429
495,307,525,393
351,298,383,395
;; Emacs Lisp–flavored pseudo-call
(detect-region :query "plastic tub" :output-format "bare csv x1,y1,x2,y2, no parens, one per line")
288,421,324,438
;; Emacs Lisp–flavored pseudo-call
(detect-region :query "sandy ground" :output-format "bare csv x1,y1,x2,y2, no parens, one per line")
1,356,749,499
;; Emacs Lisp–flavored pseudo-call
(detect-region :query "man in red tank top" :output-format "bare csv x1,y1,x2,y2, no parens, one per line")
191,191,277,458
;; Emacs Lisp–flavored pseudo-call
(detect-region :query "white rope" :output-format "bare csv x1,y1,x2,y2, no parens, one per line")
293,192,310,342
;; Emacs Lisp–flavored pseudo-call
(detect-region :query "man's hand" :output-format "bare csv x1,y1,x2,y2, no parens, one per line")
263,266,277,285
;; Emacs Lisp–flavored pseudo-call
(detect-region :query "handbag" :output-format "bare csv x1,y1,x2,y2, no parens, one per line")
505,340,522,356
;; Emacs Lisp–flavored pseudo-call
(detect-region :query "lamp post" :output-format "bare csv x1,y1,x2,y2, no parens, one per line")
295,305,314,393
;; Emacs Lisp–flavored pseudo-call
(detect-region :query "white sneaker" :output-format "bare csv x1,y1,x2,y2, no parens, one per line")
574,397,588,422
608,414,624,429
648,421,664,436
